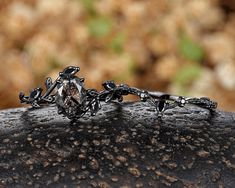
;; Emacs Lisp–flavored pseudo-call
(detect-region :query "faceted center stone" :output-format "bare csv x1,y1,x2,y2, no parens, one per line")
56,77,86,118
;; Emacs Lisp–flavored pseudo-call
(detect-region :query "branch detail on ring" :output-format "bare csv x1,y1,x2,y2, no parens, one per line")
19,66,218,120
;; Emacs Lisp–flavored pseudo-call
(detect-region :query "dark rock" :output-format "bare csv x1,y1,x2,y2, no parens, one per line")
0,102,235,187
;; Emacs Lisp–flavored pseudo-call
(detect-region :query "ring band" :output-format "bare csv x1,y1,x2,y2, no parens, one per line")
19,66,217,120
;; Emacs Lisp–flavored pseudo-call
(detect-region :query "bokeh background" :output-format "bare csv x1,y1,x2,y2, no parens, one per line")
0,0,235,111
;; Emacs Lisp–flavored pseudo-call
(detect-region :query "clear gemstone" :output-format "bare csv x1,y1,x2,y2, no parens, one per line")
56,77,85,118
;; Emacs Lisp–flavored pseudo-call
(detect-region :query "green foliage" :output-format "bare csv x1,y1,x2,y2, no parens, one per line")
88,17,112,38
179,34,204,62
82,0,113,38
81,0,96,15
109,33,125,54
174,63,202,94
175,64,202,85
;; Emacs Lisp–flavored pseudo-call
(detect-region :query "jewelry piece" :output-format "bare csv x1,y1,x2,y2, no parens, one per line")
19,66,217,120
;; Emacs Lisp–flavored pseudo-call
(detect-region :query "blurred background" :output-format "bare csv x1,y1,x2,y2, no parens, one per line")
0,0,235,111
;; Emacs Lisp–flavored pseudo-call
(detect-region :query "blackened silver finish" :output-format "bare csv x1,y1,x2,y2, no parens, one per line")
19,66,218,120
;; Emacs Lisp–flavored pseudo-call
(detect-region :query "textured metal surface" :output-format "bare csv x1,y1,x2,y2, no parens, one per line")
0,102,235,187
